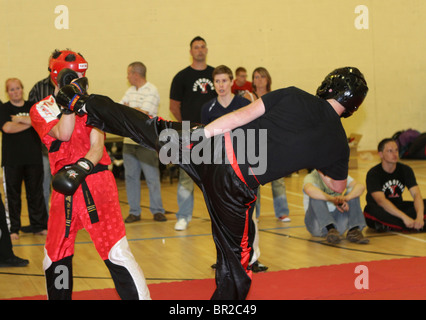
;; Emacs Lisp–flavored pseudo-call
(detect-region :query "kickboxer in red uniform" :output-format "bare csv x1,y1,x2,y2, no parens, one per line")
30,50,150,300
56,67,368,300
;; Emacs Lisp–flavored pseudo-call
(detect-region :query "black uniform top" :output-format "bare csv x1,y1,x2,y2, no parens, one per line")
366,162,417,207
232,86,349,185
170,66,216,123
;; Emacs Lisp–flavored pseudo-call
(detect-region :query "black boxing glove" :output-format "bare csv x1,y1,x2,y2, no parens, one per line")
57,68,89,94
56,84,89,115
70,77,89,94
57,68,79,89
52,158,94,195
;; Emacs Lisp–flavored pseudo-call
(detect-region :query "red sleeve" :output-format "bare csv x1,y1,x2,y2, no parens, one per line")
29,95,60,144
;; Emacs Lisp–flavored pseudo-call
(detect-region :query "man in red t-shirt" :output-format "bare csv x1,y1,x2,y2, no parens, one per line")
30,50,150,300
231,67,252,96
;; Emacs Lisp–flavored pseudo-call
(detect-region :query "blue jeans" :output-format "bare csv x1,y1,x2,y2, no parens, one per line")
304,197,367,237
255,179,289,218
123,144,165,216
176,168,194,222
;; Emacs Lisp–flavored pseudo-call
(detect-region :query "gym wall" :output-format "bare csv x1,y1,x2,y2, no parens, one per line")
0,0,425,151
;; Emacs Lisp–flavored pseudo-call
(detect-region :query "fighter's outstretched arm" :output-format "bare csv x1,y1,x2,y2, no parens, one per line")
203,98,265,138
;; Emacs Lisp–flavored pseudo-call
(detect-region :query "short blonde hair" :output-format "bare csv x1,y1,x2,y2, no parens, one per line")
5,78,23,92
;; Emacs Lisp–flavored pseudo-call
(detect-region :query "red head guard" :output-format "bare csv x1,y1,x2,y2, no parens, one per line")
49,50,88,86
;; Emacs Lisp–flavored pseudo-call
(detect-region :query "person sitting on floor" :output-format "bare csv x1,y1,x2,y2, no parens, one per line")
363,138,425,232
303,169,369,244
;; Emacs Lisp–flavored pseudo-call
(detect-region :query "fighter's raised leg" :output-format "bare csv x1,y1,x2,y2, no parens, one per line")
56,85,184,151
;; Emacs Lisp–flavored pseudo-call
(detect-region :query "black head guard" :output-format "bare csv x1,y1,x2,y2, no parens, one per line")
316,67,368,118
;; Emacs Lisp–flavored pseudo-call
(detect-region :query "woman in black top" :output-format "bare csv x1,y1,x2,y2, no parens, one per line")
0,79,48,239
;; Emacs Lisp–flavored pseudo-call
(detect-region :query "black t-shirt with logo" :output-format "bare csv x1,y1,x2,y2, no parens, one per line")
366,162,417,207
170,66,216,123
231,86,349,185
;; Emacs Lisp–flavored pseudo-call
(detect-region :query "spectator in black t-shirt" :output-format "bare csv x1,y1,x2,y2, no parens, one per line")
364,138,426,232
0,99,27,266
55,66,368,300
169,36,216,231
0,78,48,240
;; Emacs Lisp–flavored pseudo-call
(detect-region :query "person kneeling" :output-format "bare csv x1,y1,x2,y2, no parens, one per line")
303,170,369,244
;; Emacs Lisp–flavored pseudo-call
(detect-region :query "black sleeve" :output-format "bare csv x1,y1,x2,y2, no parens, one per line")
0,104,11,131
403,165,418,189
169,72,184,102
366,166,383,194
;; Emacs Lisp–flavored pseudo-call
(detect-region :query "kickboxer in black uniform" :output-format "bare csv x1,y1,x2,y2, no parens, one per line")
55,67,368,300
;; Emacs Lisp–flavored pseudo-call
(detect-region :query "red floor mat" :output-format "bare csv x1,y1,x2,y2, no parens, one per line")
6,257,426,300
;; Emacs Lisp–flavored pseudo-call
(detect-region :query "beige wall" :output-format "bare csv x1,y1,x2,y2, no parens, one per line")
1,0,425,151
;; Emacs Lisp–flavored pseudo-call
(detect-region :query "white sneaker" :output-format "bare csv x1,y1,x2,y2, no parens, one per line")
174,219,188,231
278,215,291,222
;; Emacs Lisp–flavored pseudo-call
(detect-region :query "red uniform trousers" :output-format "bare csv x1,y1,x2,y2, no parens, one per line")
43,170,150,300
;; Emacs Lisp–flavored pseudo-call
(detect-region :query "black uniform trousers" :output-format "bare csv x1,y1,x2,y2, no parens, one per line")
0,195,14,261
84,94,257,300
3,164,48,234
364,200,426,232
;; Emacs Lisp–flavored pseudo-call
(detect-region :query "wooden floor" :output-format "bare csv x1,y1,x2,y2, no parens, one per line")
1,152,426,299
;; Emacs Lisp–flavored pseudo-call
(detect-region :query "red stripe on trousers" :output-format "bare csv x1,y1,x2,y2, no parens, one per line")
363,211,404,231
224,132,254,279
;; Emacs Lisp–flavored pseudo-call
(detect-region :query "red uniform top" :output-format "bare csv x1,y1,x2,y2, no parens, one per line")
30,95,111,175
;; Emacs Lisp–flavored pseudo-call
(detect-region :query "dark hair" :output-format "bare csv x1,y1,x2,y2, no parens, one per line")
235,67,247,75
51,49,62,59
377,138,396,152
190,36,206,48
51,48,85,62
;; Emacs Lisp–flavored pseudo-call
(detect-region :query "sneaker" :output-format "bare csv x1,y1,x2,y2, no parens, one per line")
374,222,390,233
250,260,268,273
153,212,167,222
125,214,141,223
174,218,188,231
0,255,29,268
278,215,291,222
346,228,370,244
326,228,341,244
